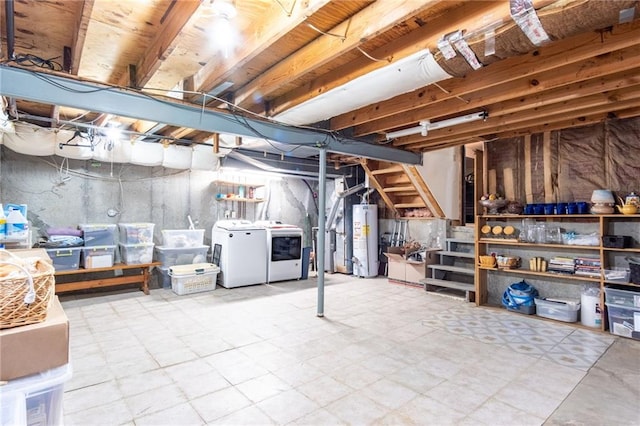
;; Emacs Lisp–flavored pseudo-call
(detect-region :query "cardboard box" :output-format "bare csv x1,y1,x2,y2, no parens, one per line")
385,250,438,284
0,296,69,381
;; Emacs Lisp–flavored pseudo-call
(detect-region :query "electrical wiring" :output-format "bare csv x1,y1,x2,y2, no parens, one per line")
13,54,63,71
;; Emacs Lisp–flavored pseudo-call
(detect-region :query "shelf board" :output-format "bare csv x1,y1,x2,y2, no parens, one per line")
213,180,264,188
480,267,601,282
480,214,640,219
215,198,264,203
603,247,640,253
428,264,475,275
478,240,600,250
437,250,475,259
604,281,640,288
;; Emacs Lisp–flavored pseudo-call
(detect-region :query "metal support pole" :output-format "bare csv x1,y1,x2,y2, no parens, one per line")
317,147,326,317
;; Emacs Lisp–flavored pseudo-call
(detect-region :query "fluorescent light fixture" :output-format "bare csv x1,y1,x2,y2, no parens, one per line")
386,111,488,140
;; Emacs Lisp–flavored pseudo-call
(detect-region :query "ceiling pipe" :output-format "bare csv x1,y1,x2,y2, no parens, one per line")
5,0,15,60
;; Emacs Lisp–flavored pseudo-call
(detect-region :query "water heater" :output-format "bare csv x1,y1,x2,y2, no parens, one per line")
352,204,378,277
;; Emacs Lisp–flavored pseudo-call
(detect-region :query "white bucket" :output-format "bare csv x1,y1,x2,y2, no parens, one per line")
580,292,602,328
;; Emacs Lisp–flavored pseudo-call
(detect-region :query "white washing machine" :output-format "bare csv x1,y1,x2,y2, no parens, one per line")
211,220,267,288
255,221,303,283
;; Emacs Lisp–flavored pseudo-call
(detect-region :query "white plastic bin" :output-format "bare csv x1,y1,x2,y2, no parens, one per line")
161,229,205,248
169,263,219,295
119,243,154,264
118,223,155,244
0,363,72,426
534,297,580,322
154,245,209,268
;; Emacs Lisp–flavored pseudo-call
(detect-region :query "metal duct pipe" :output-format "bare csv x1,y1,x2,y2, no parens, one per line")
5,0,15,59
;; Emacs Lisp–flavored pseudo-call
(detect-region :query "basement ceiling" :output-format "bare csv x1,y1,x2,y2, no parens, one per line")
1,0,639,164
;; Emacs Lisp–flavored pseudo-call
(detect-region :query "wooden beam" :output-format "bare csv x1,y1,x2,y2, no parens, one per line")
339,18,640,134
267,0,556,117
189,0,332,103
235,0,446,108
116,0,200,88
395,84,640,147
70,0,94,75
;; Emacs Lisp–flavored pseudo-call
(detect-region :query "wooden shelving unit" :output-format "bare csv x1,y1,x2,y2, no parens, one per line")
475,213,640,332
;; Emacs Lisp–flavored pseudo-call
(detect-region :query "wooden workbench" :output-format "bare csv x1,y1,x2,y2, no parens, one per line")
54,262,161,294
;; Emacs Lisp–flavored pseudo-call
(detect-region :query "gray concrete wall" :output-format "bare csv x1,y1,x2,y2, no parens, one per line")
0,148,319,249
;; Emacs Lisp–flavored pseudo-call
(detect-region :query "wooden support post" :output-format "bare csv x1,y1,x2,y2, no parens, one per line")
213,133,220,154
543,131,554,202
524,135,533,203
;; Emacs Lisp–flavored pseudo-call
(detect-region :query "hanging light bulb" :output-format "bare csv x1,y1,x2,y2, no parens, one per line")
202,0,237,19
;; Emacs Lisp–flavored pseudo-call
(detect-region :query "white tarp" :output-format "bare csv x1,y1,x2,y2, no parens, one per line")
162,144,192,169
130,140,164,166
92,137,133,163
3,122,56,156
191,143,220,171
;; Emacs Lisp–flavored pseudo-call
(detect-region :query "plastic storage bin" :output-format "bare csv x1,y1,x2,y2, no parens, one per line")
81,245,116,268
118,223,155,244
154,245,209,268
534,298,580,322
169,263,219,295
606,302,640,339
605,286,640,308
161,229,205,248
0,363,72,426
156,267,171,289
45,247,82,271
119,243,154,264
603,269,630,283
79,224,118,246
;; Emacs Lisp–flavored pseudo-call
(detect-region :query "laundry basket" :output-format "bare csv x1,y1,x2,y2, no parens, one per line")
0,250,56,329
169,263,219,295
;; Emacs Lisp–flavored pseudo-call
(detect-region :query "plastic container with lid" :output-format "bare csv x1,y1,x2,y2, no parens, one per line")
79,223,118,246
118,223,155,244
119,243,154,264
0,363,72,426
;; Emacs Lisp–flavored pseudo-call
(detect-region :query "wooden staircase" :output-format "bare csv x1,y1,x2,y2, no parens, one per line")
360,159,445,218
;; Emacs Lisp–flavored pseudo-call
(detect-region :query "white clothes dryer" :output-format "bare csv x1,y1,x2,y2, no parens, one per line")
254,221,303,283
211,220,267,288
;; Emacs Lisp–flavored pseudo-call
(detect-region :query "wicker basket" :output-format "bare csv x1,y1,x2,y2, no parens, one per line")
479,255,497,268
0,250,56,329
497,255,521,269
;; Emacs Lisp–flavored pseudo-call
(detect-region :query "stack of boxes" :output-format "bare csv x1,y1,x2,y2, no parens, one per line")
79,223,118,268
154,229,208,288
118,223,155,264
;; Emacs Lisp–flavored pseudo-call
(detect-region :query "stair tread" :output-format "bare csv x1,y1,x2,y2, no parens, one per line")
421,278,475,291
428,264,475,274
384,186,418,193
371,165,404,175
394,202,427,208
437,250,475,258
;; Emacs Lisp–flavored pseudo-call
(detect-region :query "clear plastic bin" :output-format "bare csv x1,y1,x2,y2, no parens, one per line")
161,229,205,248
534,297,580,323
0,363,72,426
605,286,640,308
118,223,155,244
81,245,116,268
606,302,640,339
119,243,154,264
45,247,82,271
154,245,209,268
79,223,118,246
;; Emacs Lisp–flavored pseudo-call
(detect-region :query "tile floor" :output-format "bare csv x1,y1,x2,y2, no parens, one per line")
59,274,640,425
